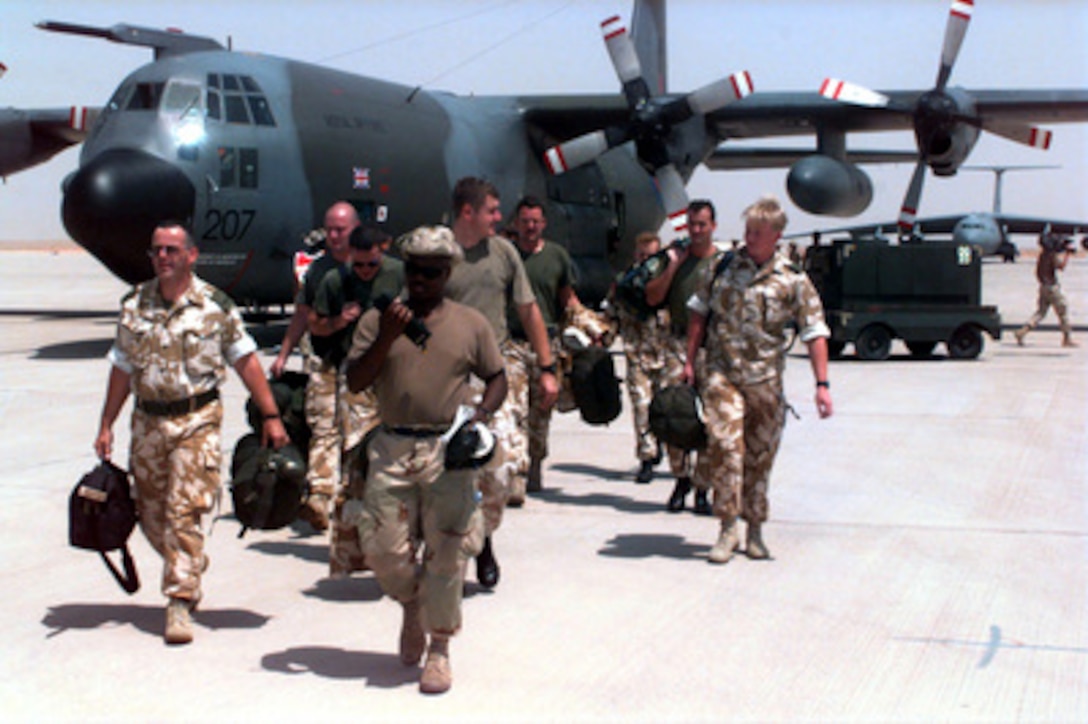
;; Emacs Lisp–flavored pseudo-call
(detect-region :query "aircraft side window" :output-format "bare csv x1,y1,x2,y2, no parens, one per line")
219,147,237,188
240,76,260,93
224,95,251,124
247,96,275,127
207,73,220,90
207,90,222,121
222,75,241,91
107,83,133,112
239,148,259,188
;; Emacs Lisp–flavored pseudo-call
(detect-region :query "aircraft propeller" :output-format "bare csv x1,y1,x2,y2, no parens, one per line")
543,14,753,233
818,0,1055,239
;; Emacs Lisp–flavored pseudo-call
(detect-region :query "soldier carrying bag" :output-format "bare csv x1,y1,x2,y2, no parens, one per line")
68,460,140,594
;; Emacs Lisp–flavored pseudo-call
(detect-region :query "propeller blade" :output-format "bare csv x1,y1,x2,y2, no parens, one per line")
983,122,1053,150
819,78,892,108
898,160,927,237
601,15,642,86
936,0,973,91
654,165,690,233
543,130,616,176
686,71,754,115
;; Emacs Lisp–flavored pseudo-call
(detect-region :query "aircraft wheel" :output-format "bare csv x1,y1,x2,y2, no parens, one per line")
855,325,892,361
827,340,846,359
947,325,984,359
905,340,936,358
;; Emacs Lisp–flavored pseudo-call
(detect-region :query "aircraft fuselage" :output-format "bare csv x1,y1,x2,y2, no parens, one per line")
63,50,665,307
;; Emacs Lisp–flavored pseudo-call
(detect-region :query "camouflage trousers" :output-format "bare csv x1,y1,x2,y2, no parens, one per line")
304,357,340,500
623,350,667,461
359,429,478,636
700,370,786,524
1021,282,1072,336
129,401,222,603
661,335,710,489
472,342,529,538
329,378,380,578
508,338,560,484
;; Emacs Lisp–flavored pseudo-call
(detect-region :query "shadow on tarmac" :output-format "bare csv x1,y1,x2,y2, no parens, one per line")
597,533,708,561
42,603,270,639
33,337,113,360
302,576,384,604
261,646,419,687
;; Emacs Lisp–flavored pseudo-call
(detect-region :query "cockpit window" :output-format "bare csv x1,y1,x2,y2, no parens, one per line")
205,73,276,127
127,82,166,111
163,82,203,116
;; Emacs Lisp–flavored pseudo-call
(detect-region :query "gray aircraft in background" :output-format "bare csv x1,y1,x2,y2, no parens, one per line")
3,0,1088,306
788,166,1088,262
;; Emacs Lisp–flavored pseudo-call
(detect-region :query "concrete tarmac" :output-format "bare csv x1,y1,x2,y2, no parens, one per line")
0,246,1085,722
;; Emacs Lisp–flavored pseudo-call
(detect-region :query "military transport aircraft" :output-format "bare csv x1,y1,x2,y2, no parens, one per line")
7,0,1088,307
787,165,1088,262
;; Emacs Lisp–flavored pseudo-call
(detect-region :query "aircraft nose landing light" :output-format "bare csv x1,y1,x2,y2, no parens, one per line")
62,148,196,285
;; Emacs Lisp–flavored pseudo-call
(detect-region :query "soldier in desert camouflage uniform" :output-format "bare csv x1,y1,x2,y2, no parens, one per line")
346,226,507,694
270,202,361,533
95,221,288,644
609,231,671,483
684,196,833,565
445,178,558,590
311,225,404,577
506,196,612,502
644,201,723,515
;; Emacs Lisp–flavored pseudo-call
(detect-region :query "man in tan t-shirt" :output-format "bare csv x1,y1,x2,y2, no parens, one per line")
346,226,507,696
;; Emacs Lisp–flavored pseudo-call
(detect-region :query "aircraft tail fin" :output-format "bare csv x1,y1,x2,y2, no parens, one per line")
630,0,666,95
962,164,1060,215
37,21,223,59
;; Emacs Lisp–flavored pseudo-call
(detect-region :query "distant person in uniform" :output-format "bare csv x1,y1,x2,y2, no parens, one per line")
345,226,507,695
608,231,670,483
445,177,558,590
684,195,832,564
269,201,359,533
310,224,404,577
644,200,721,516
1014,234,1077,348
94,220,288,645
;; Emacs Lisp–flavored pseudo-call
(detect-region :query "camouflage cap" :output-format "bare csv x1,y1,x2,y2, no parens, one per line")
398,225,463,266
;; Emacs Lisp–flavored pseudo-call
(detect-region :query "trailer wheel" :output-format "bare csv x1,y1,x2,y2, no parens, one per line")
828,340,846,359
905,341,936,358
947,325,983,359
855,324,892,361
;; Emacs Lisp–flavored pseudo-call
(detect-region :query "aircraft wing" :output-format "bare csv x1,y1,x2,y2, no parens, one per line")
991,214,1088,236
0,106,99,178
702,89,1088,141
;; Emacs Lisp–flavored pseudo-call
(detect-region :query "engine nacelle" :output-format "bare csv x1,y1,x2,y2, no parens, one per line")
786,155,873,217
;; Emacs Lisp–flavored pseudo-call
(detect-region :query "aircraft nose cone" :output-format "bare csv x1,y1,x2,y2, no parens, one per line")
62,149,195,284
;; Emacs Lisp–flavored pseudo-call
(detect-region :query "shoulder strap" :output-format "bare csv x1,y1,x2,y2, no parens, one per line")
98,545,140,594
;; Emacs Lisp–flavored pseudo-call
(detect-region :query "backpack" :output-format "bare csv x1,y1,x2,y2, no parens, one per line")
246,371,311,452
568,346,622,425
229,433,308,536
68,460,140,594
649,385,707,451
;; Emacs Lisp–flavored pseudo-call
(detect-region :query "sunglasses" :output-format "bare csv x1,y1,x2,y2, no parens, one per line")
353,260,380,270
404,262,445,280
147,245,186,258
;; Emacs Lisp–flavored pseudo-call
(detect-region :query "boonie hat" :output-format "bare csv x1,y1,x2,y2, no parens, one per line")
399,226,463,266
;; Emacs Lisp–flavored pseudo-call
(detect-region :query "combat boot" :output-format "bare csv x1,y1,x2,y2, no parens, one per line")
666,477,692,512
1014,327,1027,346
399,600,426,666
475,536,500,589
298,493,330,533
527,457,543,492
635,459,654,484
707,517,740,564
164,597,193,645
693,488,712,516
746,522,770,560
419,635,452,694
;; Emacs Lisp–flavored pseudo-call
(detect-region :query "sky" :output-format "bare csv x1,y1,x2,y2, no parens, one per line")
1,0,1086,244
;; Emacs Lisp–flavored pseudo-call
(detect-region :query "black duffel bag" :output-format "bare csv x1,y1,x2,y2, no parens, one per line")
69,460,140,594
